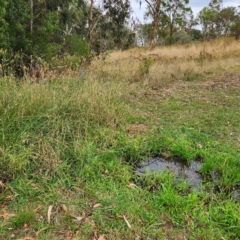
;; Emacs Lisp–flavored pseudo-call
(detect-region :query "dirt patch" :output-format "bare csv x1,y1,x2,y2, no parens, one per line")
205,73,240,90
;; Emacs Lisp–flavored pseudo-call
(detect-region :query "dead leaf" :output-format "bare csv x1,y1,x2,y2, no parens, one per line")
86,218,97,229
34,205,42,213
0,209,16,220
184,215,191,226
24,223,28,228
0,202,8,208
93,203,102,209
197,144,203,149
0,181,4,190
30,183,39,189
161,152,170,159
36,227,48,237
126,183,138,189
61,204,67,213
4,196,13,201
71,215,85,222
123,215,132,230
148,184,156,191
47,205,53,223
1,221,11,227
98,235,106,240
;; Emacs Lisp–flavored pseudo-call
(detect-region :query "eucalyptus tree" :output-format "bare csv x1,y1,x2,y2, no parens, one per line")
208,0,222,12
217,7,238,36
198,7,217,40
159,0,192,44
137,0,162,49
230,18,240,40
143,0,192,45
103,0,132,49
198,0,225,40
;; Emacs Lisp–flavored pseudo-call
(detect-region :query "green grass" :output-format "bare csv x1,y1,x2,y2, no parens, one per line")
0,66,240,239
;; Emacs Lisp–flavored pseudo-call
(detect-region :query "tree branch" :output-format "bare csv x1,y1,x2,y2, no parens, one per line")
145,0,155,16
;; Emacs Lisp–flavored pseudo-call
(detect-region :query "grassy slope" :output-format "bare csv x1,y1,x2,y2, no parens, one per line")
0,38,240,240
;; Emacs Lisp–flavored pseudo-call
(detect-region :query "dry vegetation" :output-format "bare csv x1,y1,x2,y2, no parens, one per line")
22,38,240,88
88,38,240,87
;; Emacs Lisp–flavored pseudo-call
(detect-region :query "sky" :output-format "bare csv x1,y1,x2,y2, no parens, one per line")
131,0,240,23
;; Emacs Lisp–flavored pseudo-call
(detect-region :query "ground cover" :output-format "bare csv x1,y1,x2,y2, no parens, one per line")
0,38,240,240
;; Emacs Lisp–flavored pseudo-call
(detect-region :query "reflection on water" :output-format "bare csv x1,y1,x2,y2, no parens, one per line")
136,158,202,189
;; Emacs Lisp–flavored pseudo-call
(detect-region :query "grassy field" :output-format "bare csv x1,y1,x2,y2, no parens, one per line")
0,38,240,240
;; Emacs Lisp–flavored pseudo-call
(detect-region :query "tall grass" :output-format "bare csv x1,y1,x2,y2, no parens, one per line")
0,77,131,180
89,37,240,88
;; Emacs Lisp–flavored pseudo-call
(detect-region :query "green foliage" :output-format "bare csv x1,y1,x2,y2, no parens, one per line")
32,11,60,60
158,0,193,44
198,7,217,40
189,28,202,41
174,31,192,44
0,0,7,48
0,0,91,77
64,34,90,57
103,0,132,50
197,2,239,40
11,210,35,228
217,7,238,36
166,35,176,45
184,73,201,82
230,20,240,40
139,57,154,75
199,45,206,67
0,147,31,182
5,0,31,52
0,50,25,78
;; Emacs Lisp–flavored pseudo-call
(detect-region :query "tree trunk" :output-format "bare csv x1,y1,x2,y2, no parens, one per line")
148,0,161,50
30,0,33,34
88,0,94,41
169,23,173,45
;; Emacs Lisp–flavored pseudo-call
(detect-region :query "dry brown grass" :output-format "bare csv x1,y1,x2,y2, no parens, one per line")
18,37,240,87
105,37,240,61
88,37,240,90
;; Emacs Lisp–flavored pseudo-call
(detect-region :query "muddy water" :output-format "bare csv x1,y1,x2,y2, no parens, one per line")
136,158,202,189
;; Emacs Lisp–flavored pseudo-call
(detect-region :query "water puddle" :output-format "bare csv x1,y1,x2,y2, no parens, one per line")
136,158,203,189
232,189,240,200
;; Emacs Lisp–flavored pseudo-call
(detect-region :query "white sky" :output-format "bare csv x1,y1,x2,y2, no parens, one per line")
131,0,240,23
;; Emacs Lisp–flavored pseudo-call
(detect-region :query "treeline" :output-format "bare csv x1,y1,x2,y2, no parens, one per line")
0,0,134,77
137,0,240,47
1,0,240,77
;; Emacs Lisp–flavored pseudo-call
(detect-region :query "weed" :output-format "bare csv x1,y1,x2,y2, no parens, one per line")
199,45,206,67
184,73,201,82
11,210,35,228
139,57,154,75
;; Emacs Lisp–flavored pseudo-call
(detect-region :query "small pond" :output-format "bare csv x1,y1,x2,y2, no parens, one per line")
136,158,240,200
136,157,202,190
